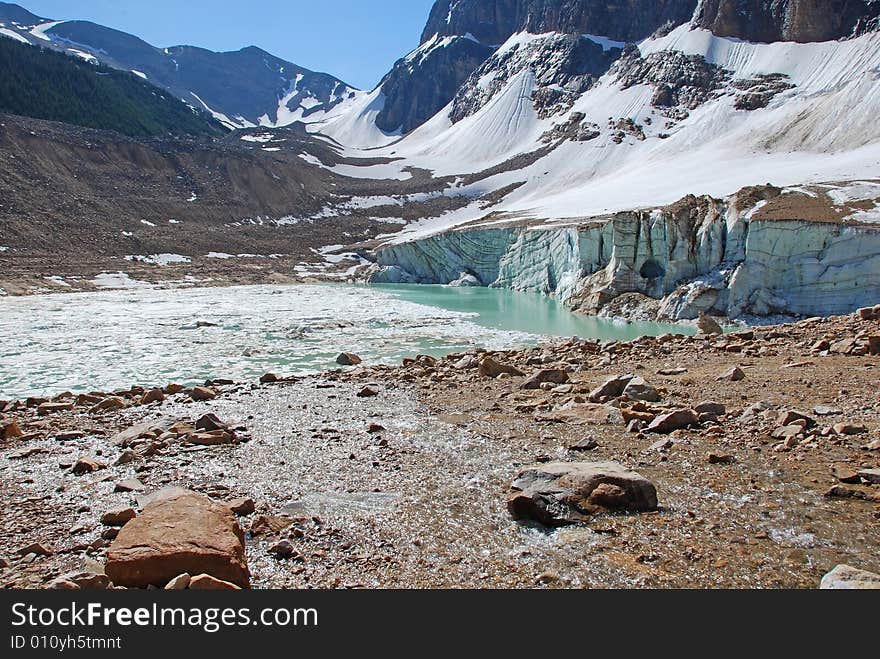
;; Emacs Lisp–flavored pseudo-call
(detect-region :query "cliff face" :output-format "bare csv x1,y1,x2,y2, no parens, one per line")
422,0,699,44
377,0,698,135
375,37,494,134
694,0,880,42
377,0,880,137
369,189,880,321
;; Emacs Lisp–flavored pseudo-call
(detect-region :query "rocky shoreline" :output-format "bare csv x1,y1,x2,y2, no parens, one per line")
1,308,879,589
0,252,367,298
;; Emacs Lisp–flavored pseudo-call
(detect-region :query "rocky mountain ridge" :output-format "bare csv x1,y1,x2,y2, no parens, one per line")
373,0,880,137
695,0,880,42
0,2,358,129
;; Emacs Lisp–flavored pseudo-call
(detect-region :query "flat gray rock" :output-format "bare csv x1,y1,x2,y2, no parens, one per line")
507,461,658,526
820,564,880,589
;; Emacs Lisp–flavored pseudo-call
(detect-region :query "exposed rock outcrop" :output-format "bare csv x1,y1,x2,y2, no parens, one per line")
375,36,494,134
450,33,621,123
423,0,699,46
378,0,700,135
694,0,880,43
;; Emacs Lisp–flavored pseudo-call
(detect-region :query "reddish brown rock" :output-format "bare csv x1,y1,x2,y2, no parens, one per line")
189,574,242,590
249,515,293,537
105,490,249,589
188,430,237,445
521,369,569,390
858,306,879,321
55,430,85,441
90,397,126,413
829,338,856,355
72,456,106,475
335,353,362,366
695,401,726,418
507,461,658,526
189,386,216,401
707,452,736,465
75,393,103,406
697,313,723,335
228,498,256,516
101,508,137,526
588,374,635,402
1,420,23,439
17,542,54,557
832,465,861,484
478,357,525,378
777,410,816,428
37,401,74,416
357,385,379,398
646,409,699,434
141,389,165,405
195,413,228,432
268,540,297,559
834,423,868,436
50,570,111,590
716,366,745,382
114,478,145,493
164,573,192,590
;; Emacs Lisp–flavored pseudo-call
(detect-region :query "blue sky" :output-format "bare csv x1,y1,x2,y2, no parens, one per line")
15,0,437,89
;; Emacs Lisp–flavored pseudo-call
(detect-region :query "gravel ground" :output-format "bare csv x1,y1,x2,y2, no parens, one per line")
1,312,878,589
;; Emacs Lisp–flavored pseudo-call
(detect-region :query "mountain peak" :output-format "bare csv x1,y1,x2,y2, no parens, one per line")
421,0,699,45
694,0,880,42
0,4,359,129
0,1,46,26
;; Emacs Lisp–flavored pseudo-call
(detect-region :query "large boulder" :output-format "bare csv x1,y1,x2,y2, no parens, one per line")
507,461,658,526
105,490,249,588
820,564,880,589
589,374,635,402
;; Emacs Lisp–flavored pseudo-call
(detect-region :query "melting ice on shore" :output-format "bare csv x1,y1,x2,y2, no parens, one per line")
0,283,689,399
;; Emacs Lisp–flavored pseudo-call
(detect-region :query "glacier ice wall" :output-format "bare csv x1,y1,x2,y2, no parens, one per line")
370,191,880,320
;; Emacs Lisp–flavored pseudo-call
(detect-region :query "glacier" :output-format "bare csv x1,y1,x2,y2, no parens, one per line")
369,187,880,320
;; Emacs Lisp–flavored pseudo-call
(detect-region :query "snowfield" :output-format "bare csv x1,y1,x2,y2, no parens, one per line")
0,26,30,44
302,23,880,243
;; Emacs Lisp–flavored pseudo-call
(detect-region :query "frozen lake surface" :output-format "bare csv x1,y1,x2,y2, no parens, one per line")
0,283,690,398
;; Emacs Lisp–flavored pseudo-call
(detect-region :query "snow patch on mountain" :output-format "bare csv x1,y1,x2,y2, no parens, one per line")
307,87,402,148
320,23,880,243
0,26,28,43
29,20,62,41
67,48,97,63
189,91,254,130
